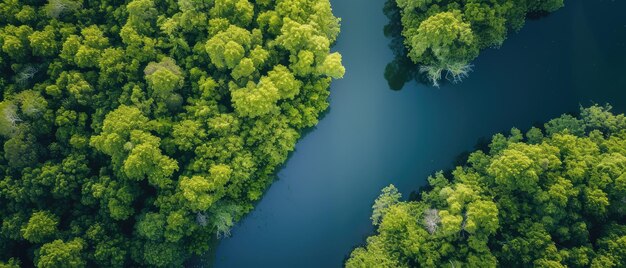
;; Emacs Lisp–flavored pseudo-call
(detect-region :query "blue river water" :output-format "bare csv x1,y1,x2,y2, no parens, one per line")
211,0,626,267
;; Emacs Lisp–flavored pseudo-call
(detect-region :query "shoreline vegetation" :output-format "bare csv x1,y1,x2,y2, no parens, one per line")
394,0,564,87
347,105,626,267
1,0,623,267
0,0,344,266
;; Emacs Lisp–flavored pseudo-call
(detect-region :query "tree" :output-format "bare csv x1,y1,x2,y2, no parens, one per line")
144,57,184,100
210,0,254,27
125,0,157,31
28,26,58,57
347,106,626,267
21,211,58,243
15,90,48,118
0,258,20,268
319,52,345,79
528,0,565,12
4,130,39,169
56,71,93,105
371,184,401,225
1,25,32,60
43,0,81,19
172,120,206,151
122,130,178,188
411,11,478,86
36,239,85,268
231,77,280,117
394,0,564,86
136,212,166,241
90,105,148,166
180,175,214,212
0,0,344,265
205,25,253,69
74,26,109,68
0,101,20,137
346,237,402,268
464,200,499,235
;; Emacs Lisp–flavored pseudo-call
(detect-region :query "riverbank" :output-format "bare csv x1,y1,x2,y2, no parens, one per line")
213,0,626,267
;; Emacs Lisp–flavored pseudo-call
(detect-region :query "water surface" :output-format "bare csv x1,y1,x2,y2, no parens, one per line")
213,0,626,267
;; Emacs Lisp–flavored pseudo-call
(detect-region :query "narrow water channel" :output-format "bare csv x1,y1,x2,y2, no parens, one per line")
212,0,626,267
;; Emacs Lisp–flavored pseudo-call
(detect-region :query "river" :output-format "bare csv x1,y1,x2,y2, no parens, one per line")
211,0,626,267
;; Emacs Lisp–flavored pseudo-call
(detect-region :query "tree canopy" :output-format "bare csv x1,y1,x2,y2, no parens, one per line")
395,0,564,86
347,105,626,267
0,0,344,266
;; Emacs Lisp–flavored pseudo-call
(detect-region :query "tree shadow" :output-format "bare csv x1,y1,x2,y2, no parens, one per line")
407,135,492,202
383,0,441,91
382,0,419,91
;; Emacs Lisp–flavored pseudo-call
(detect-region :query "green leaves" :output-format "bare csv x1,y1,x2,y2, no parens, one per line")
60,26,110,68
172,120,205,151
123,131,178,188
144,57,184,105
28,26,58,57
180,175,214,212
1,25,32,61
36,239,85,268
126,0,157,31
0,0,343,265
137,212,166,240
43,0,82,19
56,71,93,105
231,77,280,117
21,211,58,243
464,200,498,235
528,0,565,12
320,52,345,79
348,106,626,267
411,11,477,64
206,25,253,69
0,101,20,137
90,106,148,165
15,90,48,118
371,184,402,226
396,0,564,86
276,18,329,55
488,149,536,191
267,65,301,99
90,106,178,188
210,0,254,27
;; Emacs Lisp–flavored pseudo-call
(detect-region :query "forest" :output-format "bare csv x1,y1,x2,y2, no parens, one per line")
0,0,344,266
347,105,626,268
395,0,563,86
1,0,624,266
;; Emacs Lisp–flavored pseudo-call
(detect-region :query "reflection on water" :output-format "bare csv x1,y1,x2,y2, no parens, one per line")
382,0,421,91
213,0,626,267
382,0,561,91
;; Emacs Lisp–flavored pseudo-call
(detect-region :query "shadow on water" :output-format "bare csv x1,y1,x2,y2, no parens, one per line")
215,0,626,266
383,0,454,90
186,237,219,268
405,106,583,203
186,106,333,268
382,0,421,91
381,1,559,91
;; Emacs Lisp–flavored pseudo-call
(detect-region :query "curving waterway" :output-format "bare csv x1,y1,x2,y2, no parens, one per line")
211,0,626,267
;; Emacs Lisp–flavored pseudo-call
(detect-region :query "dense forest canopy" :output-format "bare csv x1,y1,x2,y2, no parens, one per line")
0,0,344,266
347,105,626,267
396,0,563,86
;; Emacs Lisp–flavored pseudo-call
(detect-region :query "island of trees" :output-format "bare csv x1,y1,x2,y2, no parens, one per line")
0,0,344,266
395,0,563,86
347,105,626,267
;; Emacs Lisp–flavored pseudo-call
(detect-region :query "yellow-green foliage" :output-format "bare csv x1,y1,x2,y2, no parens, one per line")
347,105,626,267
396,0,564,85
0,0,344,266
